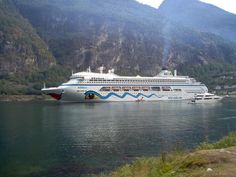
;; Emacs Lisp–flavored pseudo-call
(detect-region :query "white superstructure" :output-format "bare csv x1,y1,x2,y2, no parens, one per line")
41,68,208,102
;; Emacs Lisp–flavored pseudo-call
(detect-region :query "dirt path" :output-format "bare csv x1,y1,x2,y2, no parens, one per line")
184,147,236,177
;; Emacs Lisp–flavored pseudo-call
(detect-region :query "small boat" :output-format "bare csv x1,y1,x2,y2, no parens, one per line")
190,93,223,103
136,97,145,102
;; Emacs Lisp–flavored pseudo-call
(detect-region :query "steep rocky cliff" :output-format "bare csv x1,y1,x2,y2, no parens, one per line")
14,0,236,75
0,0,55,76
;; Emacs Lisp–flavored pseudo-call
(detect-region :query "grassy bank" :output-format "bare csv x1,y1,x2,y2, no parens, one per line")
96,132,236,177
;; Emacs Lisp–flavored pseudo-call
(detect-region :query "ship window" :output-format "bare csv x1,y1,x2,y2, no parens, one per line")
205,95,213,97
112,87,121,91
197,95,204,97
100,87,111,91
151,87,160,91
162,87,172,91
174,89,182,92
122,87,131,91
142,87,150,91
77,77,84,82
196,98,202,100
132,87,140,91
204,98,213,100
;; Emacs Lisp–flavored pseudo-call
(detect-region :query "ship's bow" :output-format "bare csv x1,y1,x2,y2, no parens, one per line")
41,87,64,100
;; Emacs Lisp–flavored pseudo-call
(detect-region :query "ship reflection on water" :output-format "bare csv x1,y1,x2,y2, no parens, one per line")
55,101,222,152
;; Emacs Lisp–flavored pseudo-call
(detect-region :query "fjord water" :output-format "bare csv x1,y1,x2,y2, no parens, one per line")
1,99,236,177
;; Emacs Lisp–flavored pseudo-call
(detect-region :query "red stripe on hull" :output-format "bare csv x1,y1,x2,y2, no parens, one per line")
48,93,62,100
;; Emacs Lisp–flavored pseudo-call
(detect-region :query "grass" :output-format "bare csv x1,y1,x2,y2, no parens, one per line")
197,132,236,150
104,154,207,177
95,132,236,177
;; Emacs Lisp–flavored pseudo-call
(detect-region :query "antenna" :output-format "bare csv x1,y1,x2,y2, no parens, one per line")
174,70,177,77
87,66,91,72
71,69,74,75
43,82,46,89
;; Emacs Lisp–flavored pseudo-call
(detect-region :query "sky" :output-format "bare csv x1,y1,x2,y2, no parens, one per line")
136,0,236,14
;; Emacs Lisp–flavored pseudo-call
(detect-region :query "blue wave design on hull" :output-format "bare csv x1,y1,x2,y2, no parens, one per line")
85,91,163,100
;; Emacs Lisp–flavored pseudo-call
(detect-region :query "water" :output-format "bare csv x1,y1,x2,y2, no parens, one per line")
1,99,236,177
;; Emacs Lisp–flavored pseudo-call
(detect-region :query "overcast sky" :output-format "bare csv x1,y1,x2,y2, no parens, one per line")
136,0,236,14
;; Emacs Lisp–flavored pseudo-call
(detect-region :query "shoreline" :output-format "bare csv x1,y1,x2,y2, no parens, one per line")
0,95,54,102
97,132,236,177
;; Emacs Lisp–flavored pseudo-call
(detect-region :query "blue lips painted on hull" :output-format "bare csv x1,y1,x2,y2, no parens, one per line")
84,91,163,100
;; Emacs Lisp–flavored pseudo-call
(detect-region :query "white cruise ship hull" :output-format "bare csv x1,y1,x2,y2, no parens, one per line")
42,84,207,102
42,68,208,103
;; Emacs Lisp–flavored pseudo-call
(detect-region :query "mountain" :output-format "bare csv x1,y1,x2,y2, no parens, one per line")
13,0,166,75
0,0,236,94
14,0,236,70
159,0,236,43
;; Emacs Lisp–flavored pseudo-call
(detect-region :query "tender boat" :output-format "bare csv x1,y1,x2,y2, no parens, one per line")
190,93,223,103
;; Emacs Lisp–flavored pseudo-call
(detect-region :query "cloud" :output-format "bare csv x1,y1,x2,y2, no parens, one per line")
200,0,236,14
136,0,164,8
136,0,236,14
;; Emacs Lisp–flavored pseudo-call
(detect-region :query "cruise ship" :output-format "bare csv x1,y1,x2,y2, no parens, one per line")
41,67,208,102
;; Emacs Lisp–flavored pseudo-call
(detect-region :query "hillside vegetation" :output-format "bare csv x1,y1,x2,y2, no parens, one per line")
0,0,55,75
